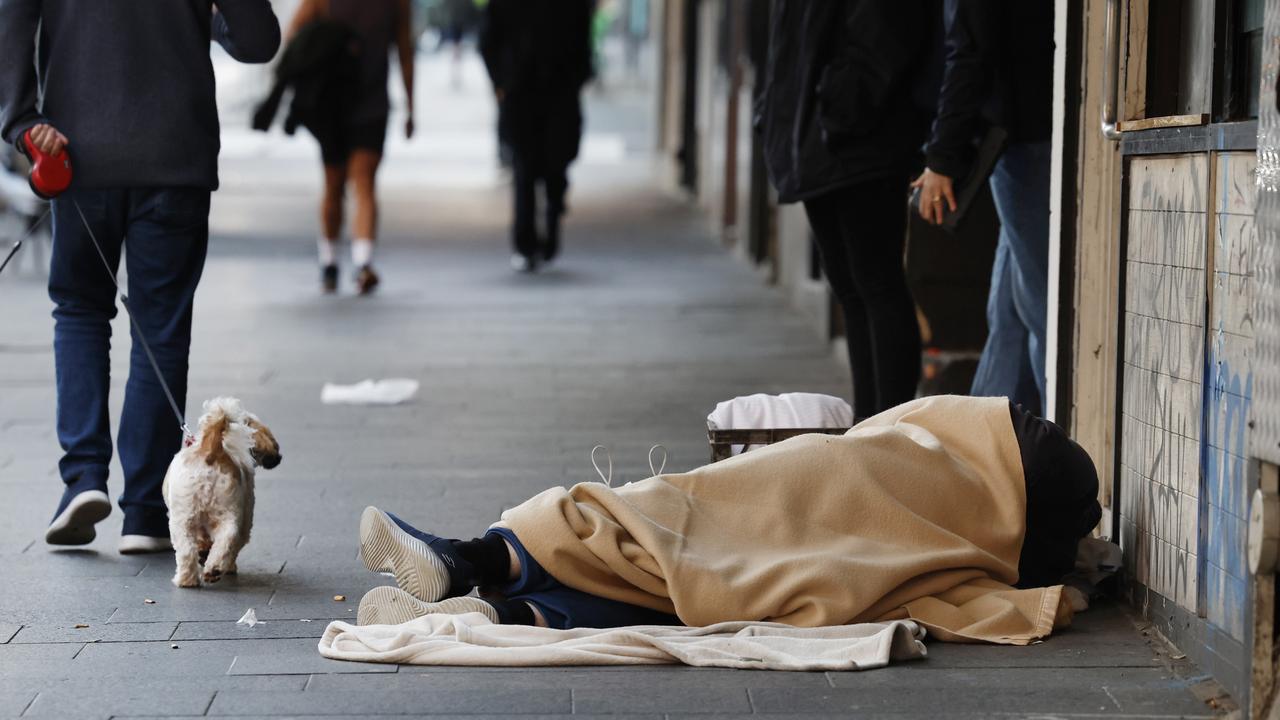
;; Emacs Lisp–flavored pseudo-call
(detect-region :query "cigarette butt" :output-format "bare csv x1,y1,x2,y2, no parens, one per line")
144,599,156,604
333,595,346,602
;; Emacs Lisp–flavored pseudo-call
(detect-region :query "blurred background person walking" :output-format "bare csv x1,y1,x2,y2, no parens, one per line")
912,1,1054,416
480,0,595,273
284,0,417,295
756,0,936,418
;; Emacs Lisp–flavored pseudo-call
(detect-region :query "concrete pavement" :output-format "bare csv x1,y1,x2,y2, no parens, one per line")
0,51,1227,719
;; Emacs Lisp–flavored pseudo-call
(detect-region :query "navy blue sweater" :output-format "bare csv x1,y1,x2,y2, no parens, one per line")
0,1,280,190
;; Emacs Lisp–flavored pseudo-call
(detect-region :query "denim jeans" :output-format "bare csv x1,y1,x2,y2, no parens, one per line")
487,527,680,629
972,141,1051,416
48,187,210,536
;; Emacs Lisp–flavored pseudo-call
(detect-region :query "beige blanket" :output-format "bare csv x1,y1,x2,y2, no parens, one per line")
502,395,1065,644
319,612,927,670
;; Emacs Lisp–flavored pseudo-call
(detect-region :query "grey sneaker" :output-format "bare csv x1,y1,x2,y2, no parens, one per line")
356,586,498,626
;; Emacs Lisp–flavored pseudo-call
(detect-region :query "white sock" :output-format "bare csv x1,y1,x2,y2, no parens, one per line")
317,237,338,266
352,238,374,267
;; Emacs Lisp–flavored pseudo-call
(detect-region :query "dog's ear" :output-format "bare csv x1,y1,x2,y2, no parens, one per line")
200,416,231,467
245,417,282,470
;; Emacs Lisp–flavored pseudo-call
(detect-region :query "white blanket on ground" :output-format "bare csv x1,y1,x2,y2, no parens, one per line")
318,613,927,671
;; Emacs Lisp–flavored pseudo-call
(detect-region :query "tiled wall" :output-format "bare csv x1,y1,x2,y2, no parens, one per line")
1202,152,1256,641
1118,151,1256,654
1120,155,1207,612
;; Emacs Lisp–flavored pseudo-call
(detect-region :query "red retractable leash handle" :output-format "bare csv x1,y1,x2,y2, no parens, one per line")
20,128,73,199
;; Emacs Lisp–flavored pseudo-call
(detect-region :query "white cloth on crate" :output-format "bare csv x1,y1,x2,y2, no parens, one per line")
706,392,854,455
318,612,927,671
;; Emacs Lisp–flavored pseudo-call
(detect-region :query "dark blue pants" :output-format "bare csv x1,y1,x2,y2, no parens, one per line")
48,188,210,536
487,527,680,630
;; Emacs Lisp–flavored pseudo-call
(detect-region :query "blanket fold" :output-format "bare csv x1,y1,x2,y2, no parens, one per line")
319,612,928,670
501,395,1063,644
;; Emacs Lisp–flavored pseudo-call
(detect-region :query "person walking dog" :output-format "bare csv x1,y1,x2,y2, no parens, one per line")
0,0,280,552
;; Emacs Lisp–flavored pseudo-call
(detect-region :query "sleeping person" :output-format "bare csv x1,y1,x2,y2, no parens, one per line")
353,395,1101,645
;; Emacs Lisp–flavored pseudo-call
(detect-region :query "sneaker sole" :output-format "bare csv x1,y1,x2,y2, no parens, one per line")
359,506,451,603
356,586,497,626
45,490,111,546
119,535,174,555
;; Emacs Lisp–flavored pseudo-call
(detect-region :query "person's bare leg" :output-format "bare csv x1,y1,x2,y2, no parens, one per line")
503,538,522,580
321,164,346,241
347,150,382,294
526,601,548,627
319,164,346,292
347,150,381,243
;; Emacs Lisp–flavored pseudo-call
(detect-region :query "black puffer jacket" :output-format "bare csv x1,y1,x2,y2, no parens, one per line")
480,0,594,165
756,0,937,204
924,0,1054,180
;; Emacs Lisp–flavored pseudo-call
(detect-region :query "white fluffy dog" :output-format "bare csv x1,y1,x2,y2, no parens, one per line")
164,397,281,588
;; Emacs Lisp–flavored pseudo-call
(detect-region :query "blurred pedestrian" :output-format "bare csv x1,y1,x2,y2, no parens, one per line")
912,1,1053,415
0,0,280,551
757,0,936,418
286,0,416,295
480,0,595,272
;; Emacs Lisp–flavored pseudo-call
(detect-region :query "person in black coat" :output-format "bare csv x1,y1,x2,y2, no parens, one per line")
480,0,595,272
757,0,936,418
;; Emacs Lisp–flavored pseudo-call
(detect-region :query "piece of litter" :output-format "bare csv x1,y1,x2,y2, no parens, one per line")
144,598,156,604
333,595,346,602
1170,653,1186,660
299,619,313,623
73,623,89,629
321,378,419,406
236,608,261,628
170,644,179,649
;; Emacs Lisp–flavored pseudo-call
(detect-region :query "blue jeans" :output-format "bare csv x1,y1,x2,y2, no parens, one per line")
48,188,210,536
487,527,680,629
972,141,1050,415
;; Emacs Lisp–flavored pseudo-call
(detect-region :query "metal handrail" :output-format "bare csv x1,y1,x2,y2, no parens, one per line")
1101,0,1123,141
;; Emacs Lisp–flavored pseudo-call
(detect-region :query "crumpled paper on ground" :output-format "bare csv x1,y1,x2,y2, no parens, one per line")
321,379,419,406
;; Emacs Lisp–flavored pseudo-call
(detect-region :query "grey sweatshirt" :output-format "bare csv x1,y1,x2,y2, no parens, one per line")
0,1,280,190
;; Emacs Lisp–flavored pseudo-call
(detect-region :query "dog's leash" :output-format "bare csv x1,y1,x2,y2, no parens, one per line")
0,207,51,277
69,201,195,446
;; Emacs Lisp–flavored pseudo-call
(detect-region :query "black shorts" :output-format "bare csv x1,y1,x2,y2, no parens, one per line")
315,117,388,167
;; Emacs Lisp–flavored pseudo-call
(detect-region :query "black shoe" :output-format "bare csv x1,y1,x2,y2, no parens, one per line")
510,253,538,273
355,265,380,295
321,264,338,294
541,234,559,263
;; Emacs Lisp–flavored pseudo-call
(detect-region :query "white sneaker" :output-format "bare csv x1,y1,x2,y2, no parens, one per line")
356,586,498,626
119,535,173,555
45,490,111,546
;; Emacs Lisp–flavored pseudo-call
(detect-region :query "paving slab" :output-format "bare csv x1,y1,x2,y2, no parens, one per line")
22,686,214,718
10,621,177,644
206,688,572,716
